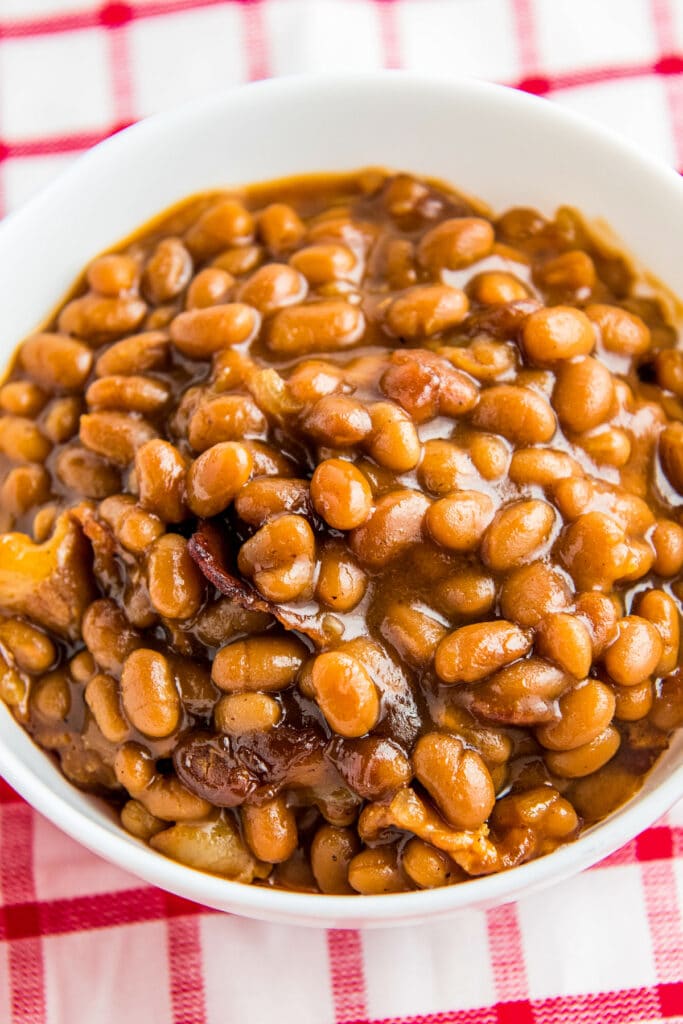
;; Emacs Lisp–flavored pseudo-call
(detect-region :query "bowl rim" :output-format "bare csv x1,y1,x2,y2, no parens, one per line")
1,69,683,924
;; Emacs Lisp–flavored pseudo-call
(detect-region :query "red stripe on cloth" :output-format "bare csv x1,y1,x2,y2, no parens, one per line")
641,861,683,987
0,804,46,1024
376,0,402,71
365,984,678,1023
106,24,136,126
509,0,540,78
0,886,214,942
0,0,235,38
167,913,208,1024
327,929,369,1024
636,826,674,861
241,0,270,82
0,779,20,804
650,0,683,168
486,903,530,1005
0,124,133,163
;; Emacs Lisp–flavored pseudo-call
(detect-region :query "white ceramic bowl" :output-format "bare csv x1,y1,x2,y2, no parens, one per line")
1,72,682,928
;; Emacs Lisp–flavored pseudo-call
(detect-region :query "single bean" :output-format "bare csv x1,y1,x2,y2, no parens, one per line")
121,648,181,738
95,331,169,377
290,244,357,285
0,618,56,673
412,732,495,829
435,621,532,684
349,490,429,568
652,519,683,576
522,306,595,364
303,395,372,447
170,303,259,358
481,499,556,571
310,458,373,530
586,303,650,355
381,602,447,667
58,293,147,341
187,395,266,452
187,442,253,517
20,333,93,392
385,284,469,339
135,439,188,523
537,679,615,751
239,263,307,314
0,416,52,463
552,356,614,432
267,301,365,354
212,635,306,692
634,589,680,675
436,569,496,619
471,385,556,445
0,381,47,417
234,477,309,527
56,445,121,499
348,847,407,894
237,514,316,601
80,411,157,466
315,540,367,612
426,491,494,552
417,217,495,272
87,254,139,296
85,672,129,743
82,599,142,673
310,825,359,894
185,198,254,257
143,238,193,302
258,203,305,251
603,615,663,686
364,401,421,471
535,612,593,679
186,267,234,309
613,678,653,721
311,650,380,738
465,657,574,726
214,692,281,733
86,375,170,415
243,796,298,864
147,534,205,620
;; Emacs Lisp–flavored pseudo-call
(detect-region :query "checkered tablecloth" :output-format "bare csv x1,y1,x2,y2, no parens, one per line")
1,2,683,1022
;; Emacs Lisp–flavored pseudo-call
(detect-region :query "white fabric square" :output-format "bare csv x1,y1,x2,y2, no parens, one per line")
202,915,332,1024
42,923,172,1024
0,29,113,139
395,0,520,80
667,797,683,828
535,0,657,72
519,865,657,997
363,912,496,1017
32,815,138,902
129,8,247,118
0,0,79,17
265,0,382,75
3,153,76,212
553,77,677,165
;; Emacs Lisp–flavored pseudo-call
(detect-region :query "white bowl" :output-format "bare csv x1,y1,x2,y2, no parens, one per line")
1,72,682,928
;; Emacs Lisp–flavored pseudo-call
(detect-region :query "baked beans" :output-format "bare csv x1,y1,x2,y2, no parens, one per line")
1,169,682,894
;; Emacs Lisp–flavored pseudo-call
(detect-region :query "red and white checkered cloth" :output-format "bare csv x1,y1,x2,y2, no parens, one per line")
1,2,683,1021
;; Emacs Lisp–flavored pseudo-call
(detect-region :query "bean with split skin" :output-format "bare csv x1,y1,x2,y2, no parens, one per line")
212,635,306,692
237,514,316,601
412,732,495,829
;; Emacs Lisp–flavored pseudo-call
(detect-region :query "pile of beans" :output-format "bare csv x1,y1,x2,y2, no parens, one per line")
0,169,681,895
